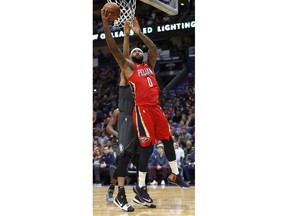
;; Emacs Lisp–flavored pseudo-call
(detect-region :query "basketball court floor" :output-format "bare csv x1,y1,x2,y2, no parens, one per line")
93,185,195,216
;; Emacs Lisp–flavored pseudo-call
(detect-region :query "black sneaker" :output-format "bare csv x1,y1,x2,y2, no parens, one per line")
113,194,134,212
133,184,153,204
106,188,114,202
168,173,190,188
133,195,156,208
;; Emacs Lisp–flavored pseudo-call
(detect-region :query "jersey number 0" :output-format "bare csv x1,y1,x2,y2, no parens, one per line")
147,77,153,87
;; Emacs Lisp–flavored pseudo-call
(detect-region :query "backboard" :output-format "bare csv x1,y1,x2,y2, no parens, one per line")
139,0,178,15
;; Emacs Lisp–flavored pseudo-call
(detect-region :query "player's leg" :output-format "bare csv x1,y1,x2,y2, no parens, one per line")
113,151,134,211
132,106,157,206
133,144,157,208
106,168,117,202
131,151,157,208
106,139,120,202
105,165,116,202
113,113,136,212
130,139,156,208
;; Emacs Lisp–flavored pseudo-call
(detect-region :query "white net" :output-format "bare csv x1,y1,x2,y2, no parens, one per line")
107,0,136,28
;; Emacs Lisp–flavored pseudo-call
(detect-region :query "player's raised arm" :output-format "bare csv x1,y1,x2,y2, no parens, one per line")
119,22,131,85
123,22,131,58
102,9,134,77
101,9,127,69
132,17,157,69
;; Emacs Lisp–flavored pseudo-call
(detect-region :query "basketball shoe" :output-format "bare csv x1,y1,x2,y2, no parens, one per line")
133,195,156,208
106,185,114,202
168,173,190,188
133,184,153,204
113,194,134,212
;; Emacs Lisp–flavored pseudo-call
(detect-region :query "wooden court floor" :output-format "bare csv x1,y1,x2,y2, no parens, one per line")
93,185,195,216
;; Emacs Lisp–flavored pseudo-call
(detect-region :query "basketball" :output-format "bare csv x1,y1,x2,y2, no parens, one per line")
103,2,120,22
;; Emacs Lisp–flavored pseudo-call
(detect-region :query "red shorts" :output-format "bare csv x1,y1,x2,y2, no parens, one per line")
132,105,172,147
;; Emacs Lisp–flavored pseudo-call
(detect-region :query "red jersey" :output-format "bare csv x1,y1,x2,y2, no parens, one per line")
128,63,160,106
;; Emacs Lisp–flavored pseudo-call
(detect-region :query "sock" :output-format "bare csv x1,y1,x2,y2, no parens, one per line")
169,160,179,175
138,171,146,188
109,184,115,190
118,186,125,195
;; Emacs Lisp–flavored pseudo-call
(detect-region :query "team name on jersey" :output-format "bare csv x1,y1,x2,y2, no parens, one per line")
137,68,153,77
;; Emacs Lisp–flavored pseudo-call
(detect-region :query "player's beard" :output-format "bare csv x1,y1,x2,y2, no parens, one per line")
132,55,144,64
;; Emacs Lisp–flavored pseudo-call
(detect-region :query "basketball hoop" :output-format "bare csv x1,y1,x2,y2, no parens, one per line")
107,0,136,28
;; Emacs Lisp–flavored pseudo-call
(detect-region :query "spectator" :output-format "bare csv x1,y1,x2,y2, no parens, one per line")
172,109,182,124
98,131,109,147
93,138,99,149
93,147,103,185
173,100,183,114
184,140,194,160
148,143,170,186
175,120,186,135
186,108,195,127
93,146,117,186
181,127,193,143
183,151,195,185
173,141,185,177
105,139,112,149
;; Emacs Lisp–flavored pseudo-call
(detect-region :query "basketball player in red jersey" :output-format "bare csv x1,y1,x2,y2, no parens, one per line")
101,9,190,206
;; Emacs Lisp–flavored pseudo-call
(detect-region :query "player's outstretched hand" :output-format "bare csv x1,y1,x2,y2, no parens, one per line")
132,17,141,35
124,21,131,35
101,8,111,26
